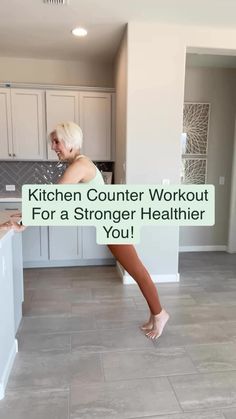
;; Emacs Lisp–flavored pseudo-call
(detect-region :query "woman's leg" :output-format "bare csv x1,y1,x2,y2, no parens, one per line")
107,244,169,339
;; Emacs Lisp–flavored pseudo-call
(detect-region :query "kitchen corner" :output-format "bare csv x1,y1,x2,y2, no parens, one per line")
0,211,24,400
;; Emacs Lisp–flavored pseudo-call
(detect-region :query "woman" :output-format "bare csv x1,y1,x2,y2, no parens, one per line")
50,121,169,340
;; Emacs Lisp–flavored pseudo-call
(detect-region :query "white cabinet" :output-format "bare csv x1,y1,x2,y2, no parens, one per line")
0,88,45,160
0,87,114,161
0,89,13,160
22,226,48,263
23,226,114,267
0,202,21,212
46,90,112,161
11,89,45,160
12,232,24,333
82,227,113,260
0,234,15,400
80,92,111,160
0,231,21,400
48,226,82,261
46,90,79,160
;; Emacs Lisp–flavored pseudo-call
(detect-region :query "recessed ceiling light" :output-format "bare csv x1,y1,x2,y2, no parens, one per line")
72,27,88,37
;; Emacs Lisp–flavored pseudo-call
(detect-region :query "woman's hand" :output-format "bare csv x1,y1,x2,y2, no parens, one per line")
10,212,22,222
0,220,26,232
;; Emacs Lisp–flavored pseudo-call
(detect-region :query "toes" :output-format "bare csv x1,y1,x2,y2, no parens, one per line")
145,330,161,340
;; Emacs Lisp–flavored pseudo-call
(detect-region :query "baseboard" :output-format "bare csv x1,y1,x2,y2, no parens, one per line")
179,245,227,252
226,246,236,254
116,262,124,280
116,263,179,284
0,339,18,400
123,273,179,284
23,259,115,268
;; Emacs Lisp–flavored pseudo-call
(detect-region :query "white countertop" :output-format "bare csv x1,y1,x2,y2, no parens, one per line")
0,196,22,202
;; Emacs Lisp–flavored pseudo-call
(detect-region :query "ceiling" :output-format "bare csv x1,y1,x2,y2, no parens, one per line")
2,0,236,63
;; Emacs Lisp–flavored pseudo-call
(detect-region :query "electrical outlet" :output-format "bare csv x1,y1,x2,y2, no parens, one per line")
162,179,170,185
219,176,225,185
5,185,15,191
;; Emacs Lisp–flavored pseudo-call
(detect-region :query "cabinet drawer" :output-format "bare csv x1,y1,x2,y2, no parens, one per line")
0,202,22,211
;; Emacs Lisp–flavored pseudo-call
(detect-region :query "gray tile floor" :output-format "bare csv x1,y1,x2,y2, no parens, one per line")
1,252,236,418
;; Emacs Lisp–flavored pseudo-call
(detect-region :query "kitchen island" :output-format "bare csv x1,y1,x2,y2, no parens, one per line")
0,211,24,400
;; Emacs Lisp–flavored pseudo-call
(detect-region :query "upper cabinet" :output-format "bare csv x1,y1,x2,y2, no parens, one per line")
46,90,79,160
0,87,114,161
0,89,13,160
46,90,112,161
11,89,45,160
0,88,45,160
80,92,111,161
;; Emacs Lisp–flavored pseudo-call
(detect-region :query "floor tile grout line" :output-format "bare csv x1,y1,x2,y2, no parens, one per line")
13,340,236,377
165,375,185,414
68,384,71,419
99,352,106,383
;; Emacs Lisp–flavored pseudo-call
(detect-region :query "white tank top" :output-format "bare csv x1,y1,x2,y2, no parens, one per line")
74,155,105,185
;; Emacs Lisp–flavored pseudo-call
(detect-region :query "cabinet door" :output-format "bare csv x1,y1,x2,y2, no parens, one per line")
0,202,21,212
46,90,79,160
80,92,111,160
11,89,45,160
82,226,114,260
49,226,82,260
12,232,24,333
0,89,13,160
0,235,15,399
22,226,48,263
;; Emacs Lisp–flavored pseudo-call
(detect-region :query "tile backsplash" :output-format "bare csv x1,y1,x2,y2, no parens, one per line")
0,161,114,194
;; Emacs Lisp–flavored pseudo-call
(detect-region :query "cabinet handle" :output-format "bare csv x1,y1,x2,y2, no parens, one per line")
5,208,19,211
13,153,16,157
8,153,12,157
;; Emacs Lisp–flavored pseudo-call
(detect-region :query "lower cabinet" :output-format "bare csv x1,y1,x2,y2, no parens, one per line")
23,225,114,268
22,226,48,263
0,230,24,399
0,202,114,267
0,234,15,400
49,226,82,260
82,226,112,260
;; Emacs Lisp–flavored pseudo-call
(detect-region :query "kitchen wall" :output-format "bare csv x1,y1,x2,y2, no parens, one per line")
0,161,66,195
0,56,113,87
180,66,236,249
0,161,114,195
125,22,236,279
113,28,127,184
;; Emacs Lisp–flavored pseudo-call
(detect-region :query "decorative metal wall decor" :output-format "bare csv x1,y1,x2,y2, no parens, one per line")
181,103,210,184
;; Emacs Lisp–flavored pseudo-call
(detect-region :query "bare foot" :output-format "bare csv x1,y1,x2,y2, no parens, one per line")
140,313,153,331
145,309,169,340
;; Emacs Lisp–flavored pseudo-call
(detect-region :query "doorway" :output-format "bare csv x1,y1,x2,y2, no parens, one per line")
180,50,236,254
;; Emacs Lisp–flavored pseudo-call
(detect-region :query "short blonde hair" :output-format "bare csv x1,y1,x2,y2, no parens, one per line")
50,122,83,150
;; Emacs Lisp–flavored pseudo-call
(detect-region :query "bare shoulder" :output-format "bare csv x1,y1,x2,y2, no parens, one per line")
58,159,88,184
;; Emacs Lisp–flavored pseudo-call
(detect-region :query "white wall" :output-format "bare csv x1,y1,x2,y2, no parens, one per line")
126,23,236,278
113,28,127,184
181,67,236,248
228,118,236,252
0,56,113,87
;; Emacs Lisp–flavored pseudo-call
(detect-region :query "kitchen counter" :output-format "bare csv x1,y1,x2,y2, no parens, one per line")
0,195,22,202
0,211,24,400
